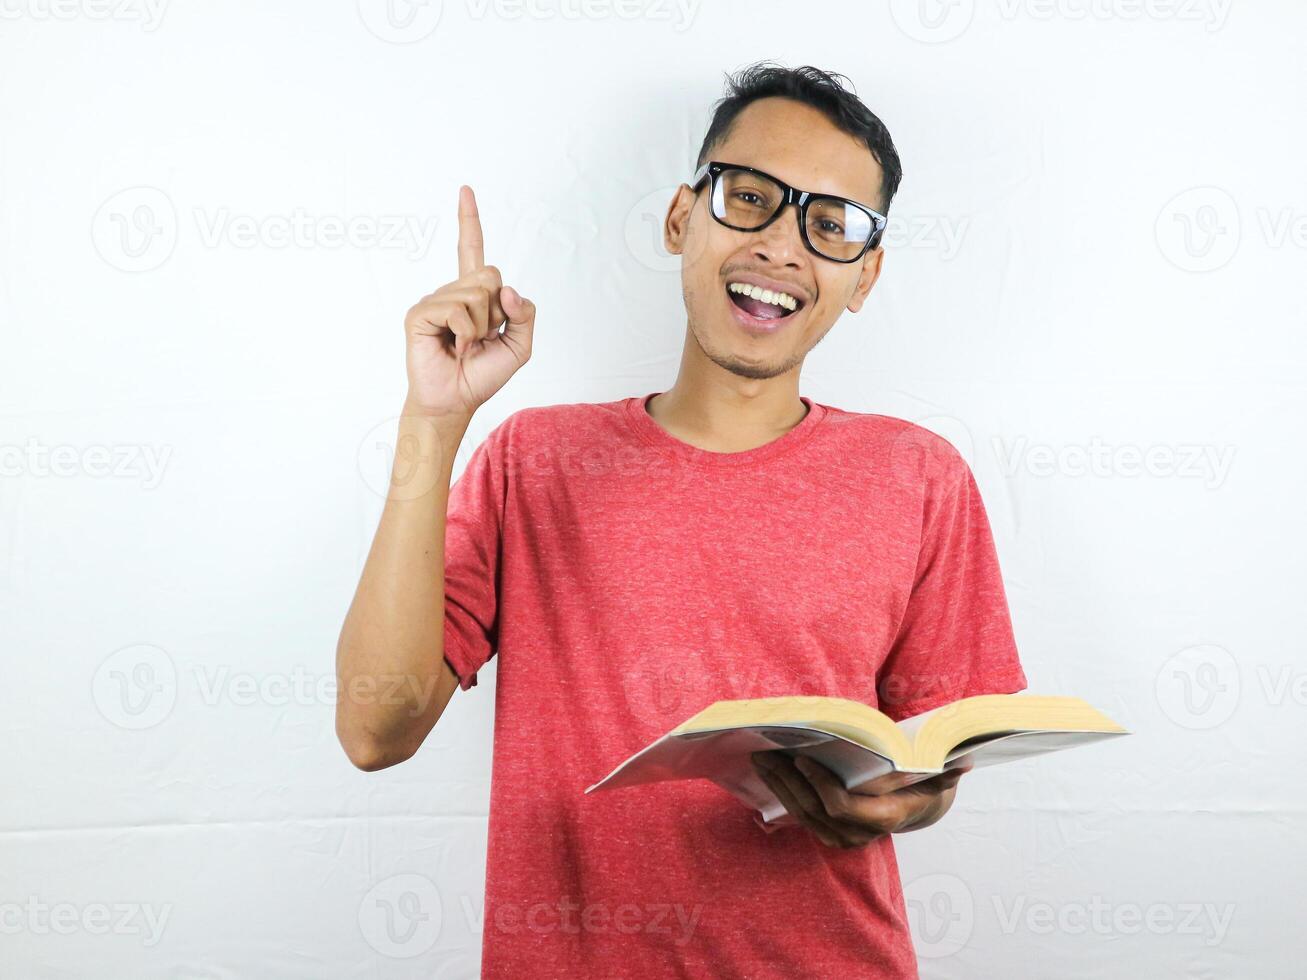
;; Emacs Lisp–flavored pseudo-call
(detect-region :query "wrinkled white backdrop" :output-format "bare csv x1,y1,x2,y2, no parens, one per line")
2,1,1303,976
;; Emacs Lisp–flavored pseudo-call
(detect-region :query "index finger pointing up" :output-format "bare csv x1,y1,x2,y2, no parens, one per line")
457,184,485,277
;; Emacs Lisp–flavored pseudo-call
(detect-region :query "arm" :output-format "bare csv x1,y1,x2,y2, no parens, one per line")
335,407,471,771
335,185,535,771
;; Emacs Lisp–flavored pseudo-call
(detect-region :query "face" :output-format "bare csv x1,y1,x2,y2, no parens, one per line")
664,97,886,381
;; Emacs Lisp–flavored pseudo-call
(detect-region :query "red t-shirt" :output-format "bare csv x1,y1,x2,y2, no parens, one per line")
441,392,1028,979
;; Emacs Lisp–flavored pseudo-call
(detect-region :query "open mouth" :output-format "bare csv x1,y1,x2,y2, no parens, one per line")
725,280,805,327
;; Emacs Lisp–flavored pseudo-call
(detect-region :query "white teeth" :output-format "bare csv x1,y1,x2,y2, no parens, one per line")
727,281,799,312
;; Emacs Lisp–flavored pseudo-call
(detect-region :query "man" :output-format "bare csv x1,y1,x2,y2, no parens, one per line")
336,62,1028,978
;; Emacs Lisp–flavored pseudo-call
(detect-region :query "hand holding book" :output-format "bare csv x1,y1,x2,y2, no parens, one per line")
585,693,1130,837
750,751,975,848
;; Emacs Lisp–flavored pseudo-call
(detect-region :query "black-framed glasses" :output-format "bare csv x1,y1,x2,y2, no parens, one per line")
689,160,887,263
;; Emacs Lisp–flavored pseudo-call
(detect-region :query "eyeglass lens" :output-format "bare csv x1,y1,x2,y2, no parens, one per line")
710,167,875,260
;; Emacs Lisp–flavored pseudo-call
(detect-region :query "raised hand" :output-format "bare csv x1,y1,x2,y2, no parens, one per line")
402,185,535,418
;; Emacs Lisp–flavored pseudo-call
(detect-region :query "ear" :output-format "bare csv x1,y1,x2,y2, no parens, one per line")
663,184,694,256
846,246,884,313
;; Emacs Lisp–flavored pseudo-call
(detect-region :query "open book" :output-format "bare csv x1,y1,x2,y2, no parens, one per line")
585,694,1129,828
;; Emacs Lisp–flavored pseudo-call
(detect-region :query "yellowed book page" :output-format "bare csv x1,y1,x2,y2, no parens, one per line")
914,695,1130,769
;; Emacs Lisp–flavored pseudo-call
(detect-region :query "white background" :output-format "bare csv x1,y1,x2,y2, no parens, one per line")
1,1,1303,976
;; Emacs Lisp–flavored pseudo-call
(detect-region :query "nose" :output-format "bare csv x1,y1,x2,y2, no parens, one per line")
749,202,805,268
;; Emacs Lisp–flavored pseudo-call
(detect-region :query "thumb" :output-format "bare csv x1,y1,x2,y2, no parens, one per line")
499,285,535,350
936,765,970,790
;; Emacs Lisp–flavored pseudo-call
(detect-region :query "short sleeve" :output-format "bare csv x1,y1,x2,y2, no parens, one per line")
876,445,1028,722
441,425,506,692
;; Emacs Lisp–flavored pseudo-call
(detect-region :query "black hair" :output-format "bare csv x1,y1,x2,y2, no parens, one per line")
694,61,903,214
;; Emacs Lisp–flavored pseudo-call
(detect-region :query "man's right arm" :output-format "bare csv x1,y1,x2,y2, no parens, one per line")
334,184,535,771
335,407,472,771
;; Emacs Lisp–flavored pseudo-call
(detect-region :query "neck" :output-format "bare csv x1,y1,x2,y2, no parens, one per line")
647,346,809,454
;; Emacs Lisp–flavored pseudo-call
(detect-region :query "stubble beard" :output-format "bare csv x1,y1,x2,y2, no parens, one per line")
686,309,821,381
